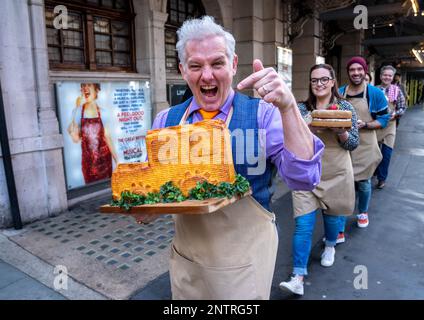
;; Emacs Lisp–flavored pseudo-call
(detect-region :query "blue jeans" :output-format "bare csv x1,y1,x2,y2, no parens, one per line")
338,216,346,233
338,179,372,233
356,179,372,213
293,210,340,276
375,144,393,182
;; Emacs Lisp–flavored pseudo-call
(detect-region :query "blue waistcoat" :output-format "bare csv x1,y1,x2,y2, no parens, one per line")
164,92,274,210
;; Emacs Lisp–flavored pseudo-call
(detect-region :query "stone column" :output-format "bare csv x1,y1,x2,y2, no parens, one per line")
133,0,169,118
232,0,265,96
216,0,232,31
336,30,365,85
291,15,322,102
202,0,224,27
232,0,288,97
262,0,284,72
0,0,67,227
29,0,68,215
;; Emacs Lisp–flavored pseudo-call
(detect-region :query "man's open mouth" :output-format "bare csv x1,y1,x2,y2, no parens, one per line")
200,85,218,97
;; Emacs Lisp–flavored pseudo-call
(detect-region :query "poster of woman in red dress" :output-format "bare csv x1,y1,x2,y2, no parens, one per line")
56,80,151,190
67,83,118,184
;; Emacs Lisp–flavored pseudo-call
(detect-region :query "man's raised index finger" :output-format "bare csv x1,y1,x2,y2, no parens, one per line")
237,69,267,90
237,59,267,90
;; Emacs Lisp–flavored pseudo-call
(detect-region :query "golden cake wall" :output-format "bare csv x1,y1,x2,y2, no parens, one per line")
111,120,236,199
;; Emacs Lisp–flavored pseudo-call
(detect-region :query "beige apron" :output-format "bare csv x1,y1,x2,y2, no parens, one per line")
344,85,382,181
169,106,279,300
292,123,355,218
376,98,396,148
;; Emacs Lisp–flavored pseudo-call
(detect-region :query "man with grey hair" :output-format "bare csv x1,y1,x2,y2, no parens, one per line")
375,65,406,189
140,16,324,299
393,72,408,127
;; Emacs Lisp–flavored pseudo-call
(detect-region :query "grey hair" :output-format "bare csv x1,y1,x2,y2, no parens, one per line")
381,65,396,74
176,16,236,68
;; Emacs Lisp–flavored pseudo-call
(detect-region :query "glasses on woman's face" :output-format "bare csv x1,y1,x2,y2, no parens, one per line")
310,77,333,86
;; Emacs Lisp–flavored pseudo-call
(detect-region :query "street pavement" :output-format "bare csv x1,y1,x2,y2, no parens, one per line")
0,258,65,300
1,105,423,300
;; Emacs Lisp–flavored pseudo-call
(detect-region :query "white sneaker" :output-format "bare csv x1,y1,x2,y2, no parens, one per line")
357,213,369,228
321,246,335,267
279,275,304,295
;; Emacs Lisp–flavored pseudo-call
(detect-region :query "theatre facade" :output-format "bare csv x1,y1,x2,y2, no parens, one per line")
1,0,418,227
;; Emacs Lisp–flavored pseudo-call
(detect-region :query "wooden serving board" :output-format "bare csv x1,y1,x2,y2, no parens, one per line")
100,190,251,215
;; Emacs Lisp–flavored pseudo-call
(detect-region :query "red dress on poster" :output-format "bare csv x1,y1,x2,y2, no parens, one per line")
81,105,112,183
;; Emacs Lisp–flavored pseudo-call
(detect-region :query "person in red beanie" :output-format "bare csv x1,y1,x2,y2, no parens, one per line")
338,56,390,232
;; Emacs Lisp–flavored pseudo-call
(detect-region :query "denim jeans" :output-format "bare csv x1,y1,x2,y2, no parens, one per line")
338,179,372,232
292,210,340,276
375,144,393,182
338,216,346,233
356,179,372,213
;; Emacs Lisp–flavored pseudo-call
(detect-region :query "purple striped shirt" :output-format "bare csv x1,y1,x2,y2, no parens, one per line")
152,89,324,191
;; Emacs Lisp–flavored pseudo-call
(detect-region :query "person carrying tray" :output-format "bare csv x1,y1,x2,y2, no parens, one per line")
279,64,359,296
137,16,324,300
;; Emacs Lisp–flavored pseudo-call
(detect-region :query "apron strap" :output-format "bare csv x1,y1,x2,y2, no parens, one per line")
225,106,234,127
344,82,367,99
178,103,192,125
96,105,101,118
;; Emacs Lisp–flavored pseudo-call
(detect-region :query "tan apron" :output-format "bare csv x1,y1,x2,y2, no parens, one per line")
344,84,382,181
169,106,279,300
376,98,396,148
292,123,355,217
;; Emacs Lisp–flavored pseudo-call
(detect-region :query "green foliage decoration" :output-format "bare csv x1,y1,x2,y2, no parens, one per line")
110,174,250,211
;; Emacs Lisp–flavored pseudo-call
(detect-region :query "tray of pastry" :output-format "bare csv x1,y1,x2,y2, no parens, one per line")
100,190,251,215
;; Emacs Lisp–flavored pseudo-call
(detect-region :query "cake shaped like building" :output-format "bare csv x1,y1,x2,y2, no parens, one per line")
111,120,236,199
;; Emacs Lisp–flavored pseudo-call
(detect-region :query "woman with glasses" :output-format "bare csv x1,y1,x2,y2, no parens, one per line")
279,64,359,296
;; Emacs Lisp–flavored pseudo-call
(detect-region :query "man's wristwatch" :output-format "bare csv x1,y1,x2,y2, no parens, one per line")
364,122,368,129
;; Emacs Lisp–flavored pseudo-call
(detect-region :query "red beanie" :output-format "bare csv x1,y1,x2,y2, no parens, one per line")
346,56,368,73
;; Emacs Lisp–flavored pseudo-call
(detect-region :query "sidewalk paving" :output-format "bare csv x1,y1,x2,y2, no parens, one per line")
1,199,172,300
0,105,423,300
0,259,65,300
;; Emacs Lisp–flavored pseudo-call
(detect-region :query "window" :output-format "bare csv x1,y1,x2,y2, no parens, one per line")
46,10,85,68
165,0,205,73
45,0,135,71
